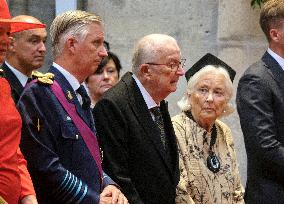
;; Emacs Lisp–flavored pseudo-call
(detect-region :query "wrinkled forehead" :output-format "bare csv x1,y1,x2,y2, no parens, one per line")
156,41,180,59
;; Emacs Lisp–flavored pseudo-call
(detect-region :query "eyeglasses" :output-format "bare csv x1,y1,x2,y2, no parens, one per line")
145,58,186,72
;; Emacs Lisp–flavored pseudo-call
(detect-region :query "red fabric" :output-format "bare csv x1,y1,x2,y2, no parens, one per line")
0,0,46,33
0,0,11,19
10,22,46,34
0,78,21,203
17,148,36,199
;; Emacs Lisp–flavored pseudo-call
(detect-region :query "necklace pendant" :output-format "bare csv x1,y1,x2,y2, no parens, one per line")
207,153,220,173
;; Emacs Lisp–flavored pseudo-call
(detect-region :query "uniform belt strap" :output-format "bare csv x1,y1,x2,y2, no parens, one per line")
50,80,103,179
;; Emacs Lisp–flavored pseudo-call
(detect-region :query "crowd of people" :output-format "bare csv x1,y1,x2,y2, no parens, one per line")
1,0,284,203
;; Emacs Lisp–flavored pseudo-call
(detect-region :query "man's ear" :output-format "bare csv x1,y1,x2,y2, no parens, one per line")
140,63,151,77
66,37,78,54
270,28,281,42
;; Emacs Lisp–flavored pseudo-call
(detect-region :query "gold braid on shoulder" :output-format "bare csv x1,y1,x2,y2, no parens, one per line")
32,71,55,85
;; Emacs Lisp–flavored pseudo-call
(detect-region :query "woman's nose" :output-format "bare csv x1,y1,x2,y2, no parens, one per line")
206,92,213,102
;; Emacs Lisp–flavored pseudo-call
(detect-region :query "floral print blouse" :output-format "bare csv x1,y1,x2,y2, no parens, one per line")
172,111,244,204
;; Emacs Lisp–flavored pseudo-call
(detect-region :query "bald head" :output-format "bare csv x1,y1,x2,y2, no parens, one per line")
132,34,180,74
6,15,47,75
12,15,43,25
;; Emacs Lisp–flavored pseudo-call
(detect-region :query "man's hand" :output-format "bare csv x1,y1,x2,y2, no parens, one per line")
99,185,128,204
21,195,38,204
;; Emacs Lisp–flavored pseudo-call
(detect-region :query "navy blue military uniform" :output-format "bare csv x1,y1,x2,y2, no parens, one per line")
18,66,114,204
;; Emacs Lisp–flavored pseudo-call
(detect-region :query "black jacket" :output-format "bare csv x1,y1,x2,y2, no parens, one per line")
94,72,179,204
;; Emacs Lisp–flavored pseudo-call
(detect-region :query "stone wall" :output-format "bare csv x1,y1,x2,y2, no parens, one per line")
9,0,268,185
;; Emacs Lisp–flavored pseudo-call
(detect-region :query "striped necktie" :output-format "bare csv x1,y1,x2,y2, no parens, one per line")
151,106,166,150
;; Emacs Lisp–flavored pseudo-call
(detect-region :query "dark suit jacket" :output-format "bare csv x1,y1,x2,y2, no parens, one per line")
1,62,24,103
93,72,179,204
237,52,284,204
18,66,114,204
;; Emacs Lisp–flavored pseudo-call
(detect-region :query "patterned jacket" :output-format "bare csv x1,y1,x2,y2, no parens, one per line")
172,111,244,204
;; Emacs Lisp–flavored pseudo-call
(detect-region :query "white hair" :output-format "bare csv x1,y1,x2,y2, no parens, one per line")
131,34,179,75
177,65,234,117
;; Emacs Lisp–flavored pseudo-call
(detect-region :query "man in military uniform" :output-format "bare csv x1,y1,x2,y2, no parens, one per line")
1,15,47,103
17,10,128,204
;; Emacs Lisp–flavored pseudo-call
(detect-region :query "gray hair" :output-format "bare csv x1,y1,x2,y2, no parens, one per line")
178,65,234,117
131,34,179,75
50,10,102,58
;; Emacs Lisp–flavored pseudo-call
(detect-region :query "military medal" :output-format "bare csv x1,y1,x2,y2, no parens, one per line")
207,125,221,173
66,91,73,100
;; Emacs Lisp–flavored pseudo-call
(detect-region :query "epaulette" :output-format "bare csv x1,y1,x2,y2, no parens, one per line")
32,71,54,85
0,68,4,78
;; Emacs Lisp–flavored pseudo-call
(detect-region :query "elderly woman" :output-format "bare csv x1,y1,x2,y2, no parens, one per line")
172,53,244,204
86,51,122,106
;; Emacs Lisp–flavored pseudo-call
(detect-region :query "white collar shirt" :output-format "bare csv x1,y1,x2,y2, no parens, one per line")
52,62,83,104
5,61,28,87
267,48,284,71
132,74,159,120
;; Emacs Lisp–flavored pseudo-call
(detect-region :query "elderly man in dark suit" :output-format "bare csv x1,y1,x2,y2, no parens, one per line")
17,10,128,204
236,0,284,203
94,34,185,204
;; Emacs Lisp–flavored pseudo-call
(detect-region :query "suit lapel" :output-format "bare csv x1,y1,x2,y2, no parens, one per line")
2,62,24,103
262,52,284,96
49,67,91,126
122,72,174,174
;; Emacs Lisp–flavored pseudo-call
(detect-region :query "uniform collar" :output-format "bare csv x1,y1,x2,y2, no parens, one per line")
52,62,80,92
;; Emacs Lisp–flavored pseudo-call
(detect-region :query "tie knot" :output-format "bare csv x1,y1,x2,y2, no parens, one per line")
27,77,32,83
151,106,162,118
25,77,33,87
77,85,88,96
77,85,91,109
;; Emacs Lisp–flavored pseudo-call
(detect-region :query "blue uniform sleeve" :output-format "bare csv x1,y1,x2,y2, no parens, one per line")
102,172,117,189
18,86,100,203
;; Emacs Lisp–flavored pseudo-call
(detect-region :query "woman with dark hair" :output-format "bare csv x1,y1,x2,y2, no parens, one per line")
86,51,122,106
